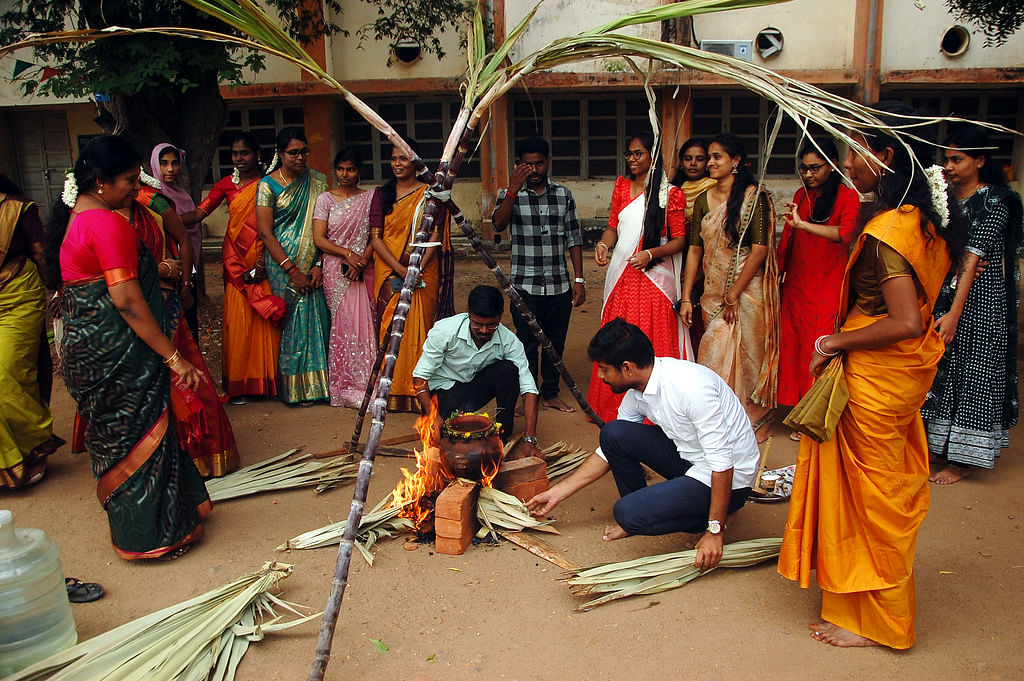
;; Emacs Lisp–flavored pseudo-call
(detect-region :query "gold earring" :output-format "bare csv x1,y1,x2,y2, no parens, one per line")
98,185,104,194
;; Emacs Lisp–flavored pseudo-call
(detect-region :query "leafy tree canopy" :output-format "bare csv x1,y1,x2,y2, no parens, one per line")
945,0,1024,47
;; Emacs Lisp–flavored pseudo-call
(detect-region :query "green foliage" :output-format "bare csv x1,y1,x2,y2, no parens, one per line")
945,0,1024,46
357,0,476,65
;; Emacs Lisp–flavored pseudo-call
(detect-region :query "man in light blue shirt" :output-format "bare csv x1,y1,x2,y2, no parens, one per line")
413,286,540,443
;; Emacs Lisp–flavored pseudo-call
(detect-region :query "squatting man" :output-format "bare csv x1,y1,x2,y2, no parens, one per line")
526,319,761,570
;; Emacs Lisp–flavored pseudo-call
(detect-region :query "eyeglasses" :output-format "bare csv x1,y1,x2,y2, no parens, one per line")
284,148,311,158
798,162,827,174
623,150,647,160
469,320,500,332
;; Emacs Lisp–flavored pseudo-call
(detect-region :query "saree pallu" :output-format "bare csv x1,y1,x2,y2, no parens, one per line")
321,191,377,408
373,185,455,412
779,207,952,649
60,247,211,560
588,190,692,423
262,170,331,403
222,180,282,398
0,260,63,488
697,191,780,409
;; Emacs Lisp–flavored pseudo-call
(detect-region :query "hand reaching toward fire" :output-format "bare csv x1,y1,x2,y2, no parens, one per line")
525,489,562,517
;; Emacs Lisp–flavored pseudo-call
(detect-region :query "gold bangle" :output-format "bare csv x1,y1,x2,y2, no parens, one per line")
596,242,609,250
644,249,653,261
724,296,738,306
162,349,182,367
278,257,293,269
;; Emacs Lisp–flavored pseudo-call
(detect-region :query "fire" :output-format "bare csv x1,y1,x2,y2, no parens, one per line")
390,397,452,530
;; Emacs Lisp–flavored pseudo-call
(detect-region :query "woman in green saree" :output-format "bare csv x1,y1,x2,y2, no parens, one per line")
51,135,211,560
256,127,331,405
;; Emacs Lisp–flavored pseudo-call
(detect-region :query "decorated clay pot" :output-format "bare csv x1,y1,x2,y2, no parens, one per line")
439,413,504,480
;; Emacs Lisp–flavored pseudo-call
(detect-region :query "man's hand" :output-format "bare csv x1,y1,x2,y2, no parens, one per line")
509,163,531,195
571,281,586,306
694,532,724,571
525,488,563,517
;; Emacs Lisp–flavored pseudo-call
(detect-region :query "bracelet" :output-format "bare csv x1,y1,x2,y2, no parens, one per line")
814,334,839,357
278,257,293,269
596,242,609,250
286,264,298,275
158,262,169,276
162,349,182,367
574,277,585,284
415,388,430,395
506,189,518,198
182,280,194,288
724,295,738,306
644,249,653,261
679,300,693,307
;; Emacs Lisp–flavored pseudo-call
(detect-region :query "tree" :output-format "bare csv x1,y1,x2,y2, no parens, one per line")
945,0,1024,46
0,0,474,198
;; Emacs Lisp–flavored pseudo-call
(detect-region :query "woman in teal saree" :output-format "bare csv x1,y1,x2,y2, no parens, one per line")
256,128,331,404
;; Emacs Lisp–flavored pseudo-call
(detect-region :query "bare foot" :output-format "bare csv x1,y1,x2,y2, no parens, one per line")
788,430,802,442
755,422,773,444
158,544,192,561
602,523,629,542
542,397,577,413
929,464,971,485
809,622,879,648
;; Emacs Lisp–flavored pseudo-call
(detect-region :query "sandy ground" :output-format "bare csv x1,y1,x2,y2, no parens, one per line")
6,253,1024,681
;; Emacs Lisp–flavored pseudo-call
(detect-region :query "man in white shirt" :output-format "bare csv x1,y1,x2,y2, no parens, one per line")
413,285,540,444
526,318,760,570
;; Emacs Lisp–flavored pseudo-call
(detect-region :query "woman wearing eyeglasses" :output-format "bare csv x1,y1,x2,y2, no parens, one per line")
589,131,690,423
256,127,331,405
776,138,860,436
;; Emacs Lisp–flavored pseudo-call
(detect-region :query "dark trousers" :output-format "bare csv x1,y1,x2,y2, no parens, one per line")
510,288,572,400
600,420,751,536
435,360,521,439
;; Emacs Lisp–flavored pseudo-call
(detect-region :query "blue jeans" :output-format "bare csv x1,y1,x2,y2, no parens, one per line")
599,420,751,535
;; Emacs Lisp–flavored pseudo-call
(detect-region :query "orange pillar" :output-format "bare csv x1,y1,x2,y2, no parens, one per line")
661,86,693,179
300,0,333,179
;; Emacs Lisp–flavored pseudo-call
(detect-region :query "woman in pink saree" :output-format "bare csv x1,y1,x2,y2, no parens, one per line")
312,148,378,407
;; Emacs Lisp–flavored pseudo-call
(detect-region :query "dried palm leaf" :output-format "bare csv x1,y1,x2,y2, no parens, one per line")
277,494,413,565
565,537,782,610
6,562,318,681
476,485,558,540
542,441,590,480
203,449,358,502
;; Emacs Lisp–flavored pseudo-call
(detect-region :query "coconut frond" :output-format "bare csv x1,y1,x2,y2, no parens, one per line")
6,562,318,681
476,485,558,540
278,494,413,563
565,537,782,611
542,441,591,480
203,449,358,502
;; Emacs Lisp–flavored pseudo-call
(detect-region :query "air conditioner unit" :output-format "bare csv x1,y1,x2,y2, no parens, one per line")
700,39,753,61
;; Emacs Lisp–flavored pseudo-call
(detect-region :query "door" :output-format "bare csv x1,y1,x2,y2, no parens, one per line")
10,111,72,223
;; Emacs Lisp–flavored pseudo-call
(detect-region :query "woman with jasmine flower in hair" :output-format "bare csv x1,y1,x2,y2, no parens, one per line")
779,101,966,649
922,124,1023,484
589,131,689,423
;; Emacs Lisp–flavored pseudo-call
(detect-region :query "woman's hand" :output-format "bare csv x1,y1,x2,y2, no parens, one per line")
179,284,194,309
784,202,804,229
309,265,324,289
678,300,694,327
159,259,184,280
289,268,312,294
722,294,739,324
169,356,205,392
345,248,368,269
594,242,610,267
934,312,960,344
629,249,653,271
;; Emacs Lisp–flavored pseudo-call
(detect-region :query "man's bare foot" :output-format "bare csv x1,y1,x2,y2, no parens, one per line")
602,523,629,542
809,622,879,648
929,464,971,484
542,397,576,413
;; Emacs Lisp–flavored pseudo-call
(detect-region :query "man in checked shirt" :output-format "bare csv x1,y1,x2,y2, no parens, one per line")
493,137,586,413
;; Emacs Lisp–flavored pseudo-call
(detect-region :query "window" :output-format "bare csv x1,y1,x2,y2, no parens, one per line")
691,93,803,176
338,98,480,181
510,94,654,179
215,102,304,182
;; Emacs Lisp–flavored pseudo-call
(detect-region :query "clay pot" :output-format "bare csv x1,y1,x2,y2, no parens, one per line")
439,413,504,480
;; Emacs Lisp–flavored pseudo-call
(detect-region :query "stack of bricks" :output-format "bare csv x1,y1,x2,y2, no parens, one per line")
492,453,548,503
434,479,480,555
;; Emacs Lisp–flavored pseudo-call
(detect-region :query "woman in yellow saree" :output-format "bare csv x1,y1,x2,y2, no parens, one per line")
371,139,454,412
779,102,965,649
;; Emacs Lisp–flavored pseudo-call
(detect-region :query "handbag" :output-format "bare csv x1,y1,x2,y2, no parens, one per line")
782,355,849,442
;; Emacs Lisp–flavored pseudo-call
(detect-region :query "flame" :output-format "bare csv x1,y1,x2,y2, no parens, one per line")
390,397,452,530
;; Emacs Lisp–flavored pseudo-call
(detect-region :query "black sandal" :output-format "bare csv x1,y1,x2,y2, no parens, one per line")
65,578,105,603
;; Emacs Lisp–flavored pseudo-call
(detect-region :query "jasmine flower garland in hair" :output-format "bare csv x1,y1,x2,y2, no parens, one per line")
924,165,949,229
140,168,162,189
61,169,78,207
658,173,669,209
232,167,241,186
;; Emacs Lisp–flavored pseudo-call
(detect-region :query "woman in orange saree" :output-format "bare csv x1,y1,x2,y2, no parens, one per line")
190,133,283,401
779,102,964,649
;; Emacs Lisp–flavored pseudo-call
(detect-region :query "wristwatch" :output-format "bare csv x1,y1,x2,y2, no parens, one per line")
574,277,585,284
522,435,538,445
706,520,723,535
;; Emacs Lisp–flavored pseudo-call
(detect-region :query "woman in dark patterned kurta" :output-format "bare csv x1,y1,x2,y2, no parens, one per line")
923,124,1023,483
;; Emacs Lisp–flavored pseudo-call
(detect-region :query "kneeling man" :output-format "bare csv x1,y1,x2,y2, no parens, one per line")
526,318,759,569
413,285,540,444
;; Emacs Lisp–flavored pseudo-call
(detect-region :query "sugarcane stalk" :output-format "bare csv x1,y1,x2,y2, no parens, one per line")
445,198,604,426
346,317,395,458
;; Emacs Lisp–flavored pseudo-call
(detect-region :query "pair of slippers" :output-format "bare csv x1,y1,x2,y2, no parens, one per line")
65,578,104,603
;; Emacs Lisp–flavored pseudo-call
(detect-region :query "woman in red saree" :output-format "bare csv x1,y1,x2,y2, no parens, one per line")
186,133,283,402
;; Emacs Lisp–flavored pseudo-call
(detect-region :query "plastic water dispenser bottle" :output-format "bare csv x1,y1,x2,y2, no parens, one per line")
0,510,77,675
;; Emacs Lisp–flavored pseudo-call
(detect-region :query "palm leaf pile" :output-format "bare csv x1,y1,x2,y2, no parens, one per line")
542,441,590,480
6,562,317,681
476,485,558,540
203,449,358,502
565,537,782,611
277,494,413,564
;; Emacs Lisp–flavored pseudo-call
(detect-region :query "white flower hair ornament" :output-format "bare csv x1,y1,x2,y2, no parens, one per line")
267,150,280,174
139,168,162,189
658,173,670,209
61,169,78,208
231,167,241,186
924,165,950,229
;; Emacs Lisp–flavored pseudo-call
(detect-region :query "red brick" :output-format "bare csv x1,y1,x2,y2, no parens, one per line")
503,438,542,462
435,531,473,555
434,480,479,521
503,478,549,503
435,515,477,538
493,456,547,490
